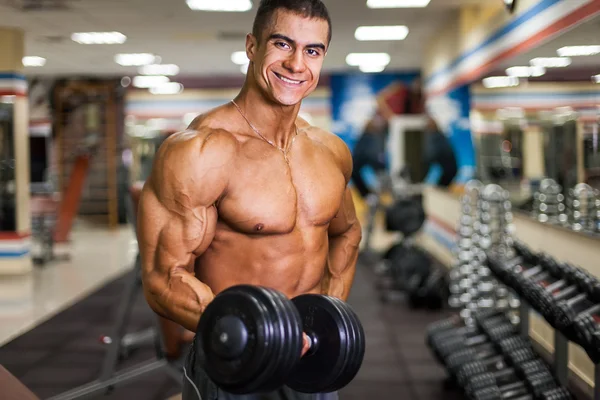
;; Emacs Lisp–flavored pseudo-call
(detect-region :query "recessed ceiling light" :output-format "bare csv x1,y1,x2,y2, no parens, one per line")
231,51,249,65
346,53,391,67
506,66,545,78
557,45,600,57
132,75,170,88
138,64,180,76
355,26,409,41
187,0,252,11
482,76,519,88
71,32,126,44
367,0,430,8
359,64,386,73
23,56,46,67
593,74,600,84
115,53,157,66
530,57,571,68
150,82,184,95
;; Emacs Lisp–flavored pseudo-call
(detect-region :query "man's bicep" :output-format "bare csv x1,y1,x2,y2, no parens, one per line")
328,186,360,237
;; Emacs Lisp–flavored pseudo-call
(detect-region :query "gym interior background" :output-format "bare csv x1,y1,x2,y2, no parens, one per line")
1,0,600,399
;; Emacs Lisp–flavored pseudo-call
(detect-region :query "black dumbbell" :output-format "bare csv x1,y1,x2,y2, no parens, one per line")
196,285,365,394
539,387,574,400
447,336,533,380
456,345,538,387
571,313,600,363
436,321,518,363
465,359,551,394
468,369,557,400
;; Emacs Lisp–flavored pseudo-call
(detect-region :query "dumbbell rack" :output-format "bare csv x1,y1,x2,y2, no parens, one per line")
449,182,519,324
488,243,600,400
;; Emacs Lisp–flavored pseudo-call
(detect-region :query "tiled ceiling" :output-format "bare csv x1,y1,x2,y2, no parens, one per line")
0,0,496,78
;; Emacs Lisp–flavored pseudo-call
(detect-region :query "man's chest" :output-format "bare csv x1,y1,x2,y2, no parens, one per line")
216,141,346,234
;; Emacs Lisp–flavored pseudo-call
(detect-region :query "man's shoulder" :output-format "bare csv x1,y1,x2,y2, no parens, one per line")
302,122,352,178
157,123,238,172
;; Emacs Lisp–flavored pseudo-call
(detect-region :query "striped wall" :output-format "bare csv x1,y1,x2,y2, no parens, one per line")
0,73,27,97
425,0,600,96
472,82,600,111
126,87,331,120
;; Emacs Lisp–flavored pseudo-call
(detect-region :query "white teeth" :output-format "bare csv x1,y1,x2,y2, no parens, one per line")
278,75,301,85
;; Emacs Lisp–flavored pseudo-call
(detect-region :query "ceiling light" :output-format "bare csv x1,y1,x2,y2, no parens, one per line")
367,0,430,8
593,74,600,84
71,32,126,44
115,53,157,66
482,76,519,88
22,56,46,67
530,57,571,68
150,82,184,95
359,64,386,73
132,75,170,88
231,51,249,65
186,0,252,11
346,53,391,67
138,64,180,76
355,25,409,41
241,63,249,74
506,65,545,78
557,45,600,57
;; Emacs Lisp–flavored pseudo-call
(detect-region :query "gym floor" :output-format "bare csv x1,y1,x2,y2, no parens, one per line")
0,218,463,400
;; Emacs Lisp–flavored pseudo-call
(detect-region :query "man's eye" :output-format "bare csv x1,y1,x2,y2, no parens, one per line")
276,42,290,49
307,49,320,56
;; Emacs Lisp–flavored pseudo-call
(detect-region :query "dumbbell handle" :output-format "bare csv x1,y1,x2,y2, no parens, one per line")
522,265,543,279
544,279,566,293
464,333,489,347
498,380,529,398
575,304,600,321
553,285,578,302
565,292,588,307
303,331,319,356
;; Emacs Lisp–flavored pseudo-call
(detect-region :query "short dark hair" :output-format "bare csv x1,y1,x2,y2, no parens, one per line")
252,0,332,45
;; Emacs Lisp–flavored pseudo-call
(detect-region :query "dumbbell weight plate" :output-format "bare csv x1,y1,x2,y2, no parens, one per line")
260,287,304,392
572,314,600,363
197,285,289,394
320,296,365,393
540,387,574,400
287,294,362,393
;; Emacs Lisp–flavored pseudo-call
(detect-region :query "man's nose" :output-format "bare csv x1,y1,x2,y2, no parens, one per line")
283,50,305,74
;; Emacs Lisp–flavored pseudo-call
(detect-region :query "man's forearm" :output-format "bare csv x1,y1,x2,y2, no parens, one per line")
143,268,215,332
326,222,362,301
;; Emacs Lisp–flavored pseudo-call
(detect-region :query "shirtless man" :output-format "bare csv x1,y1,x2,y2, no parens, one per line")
138,0,362,398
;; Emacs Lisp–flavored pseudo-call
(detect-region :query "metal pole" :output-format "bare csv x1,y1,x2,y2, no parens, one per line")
594,363,600,400
554,332,569,387
519,301,529,338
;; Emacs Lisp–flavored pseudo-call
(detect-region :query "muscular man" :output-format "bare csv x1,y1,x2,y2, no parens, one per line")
137,1,362,399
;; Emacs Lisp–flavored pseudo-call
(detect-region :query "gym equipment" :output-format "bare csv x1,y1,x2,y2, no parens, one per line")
467,368,557,400
448,336,535,381
47,186,183,400
566,183,598,232
433,320,517,362
463,358,550,392
196,285,365,394
532,179,567,225
384,195,425,236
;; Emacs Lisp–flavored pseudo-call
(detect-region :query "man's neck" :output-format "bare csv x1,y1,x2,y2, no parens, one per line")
233,82,301,149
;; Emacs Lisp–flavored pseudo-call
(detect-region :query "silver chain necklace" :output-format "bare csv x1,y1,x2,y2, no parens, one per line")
231,100,298,163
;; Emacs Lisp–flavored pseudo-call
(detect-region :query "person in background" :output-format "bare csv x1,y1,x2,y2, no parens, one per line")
351,110,389,204
423,114,458,187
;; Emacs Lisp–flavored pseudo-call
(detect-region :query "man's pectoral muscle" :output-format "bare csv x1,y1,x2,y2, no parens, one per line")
138,129,235,332
325,186,362,301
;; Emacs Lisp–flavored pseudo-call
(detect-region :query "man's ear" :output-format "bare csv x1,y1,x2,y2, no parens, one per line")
246,33,258,62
